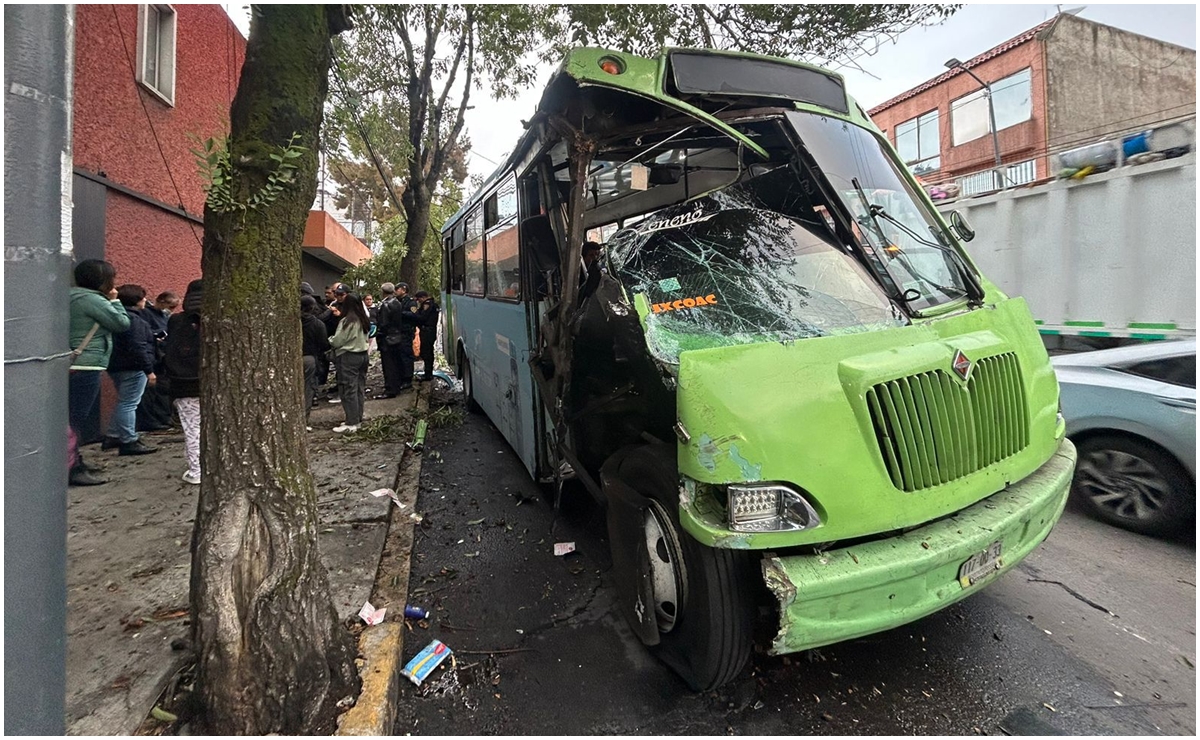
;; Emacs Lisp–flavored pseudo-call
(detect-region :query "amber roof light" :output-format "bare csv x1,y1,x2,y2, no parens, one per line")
598,56,625,75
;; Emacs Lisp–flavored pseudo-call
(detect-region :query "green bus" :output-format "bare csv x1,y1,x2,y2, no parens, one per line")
440,47,1076,690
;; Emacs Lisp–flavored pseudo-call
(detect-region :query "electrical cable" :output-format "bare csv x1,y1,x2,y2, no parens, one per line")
328,42,406,218
110,4,204,250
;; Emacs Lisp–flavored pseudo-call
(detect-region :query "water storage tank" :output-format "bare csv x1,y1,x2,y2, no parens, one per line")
1057,140,1118,169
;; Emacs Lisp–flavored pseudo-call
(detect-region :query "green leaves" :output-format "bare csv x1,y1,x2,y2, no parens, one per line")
189,132,307,215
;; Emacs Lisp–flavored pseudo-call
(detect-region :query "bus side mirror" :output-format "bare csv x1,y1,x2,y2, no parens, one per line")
949,210,975,242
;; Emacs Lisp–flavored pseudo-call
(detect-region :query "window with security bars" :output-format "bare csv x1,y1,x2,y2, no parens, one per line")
137,5,177,106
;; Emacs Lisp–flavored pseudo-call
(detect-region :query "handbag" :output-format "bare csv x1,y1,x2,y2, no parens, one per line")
70,322,101,360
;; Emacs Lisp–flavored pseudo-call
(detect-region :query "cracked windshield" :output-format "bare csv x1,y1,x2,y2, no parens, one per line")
786,109,973,312
607,154,905,365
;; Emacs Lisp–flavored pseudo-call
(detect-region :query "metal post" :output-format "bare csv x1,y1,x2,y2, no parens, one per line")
946,59,1006,190
4,4,74,734
984,87,1004,189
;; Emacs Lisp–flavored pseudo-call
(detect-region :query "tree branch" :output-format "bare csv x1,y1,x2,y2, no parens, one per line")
689,5,715,48
429,11,474,189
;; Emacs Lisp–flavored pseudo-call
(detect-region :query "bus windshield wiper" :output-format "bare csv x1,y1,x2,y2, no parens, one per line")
867,203,984,304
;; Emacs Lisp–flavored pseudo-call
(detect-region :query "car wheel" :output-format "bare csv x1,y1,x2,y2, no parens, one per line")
607,445,756,691
1072,434,1194,536
460,351,481,414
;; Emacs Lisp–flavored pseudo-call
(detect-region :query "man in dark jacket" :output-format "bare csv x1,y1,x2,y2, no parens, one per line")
413,291,440,382
396,282,421,389
134,290,178,431
301,294,330,427
374,282,405,398
102,285,159,455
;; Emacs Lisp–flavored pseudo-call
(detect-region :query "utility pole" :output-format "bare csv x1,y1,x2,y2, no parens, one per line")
946,58,1006,190
4,4,73,734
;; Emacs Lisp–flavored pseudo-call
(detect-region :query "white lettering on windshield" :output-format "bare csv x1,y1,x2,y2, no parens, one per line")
637,209,718,235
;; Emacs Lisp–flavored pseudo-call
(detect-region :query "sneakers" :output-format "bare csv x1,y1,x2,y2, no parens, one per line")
101,436,122,450
372,393,397,400
182,470,201,485
69,465,107,486
328,397,341,404
119,439,159,456
306,425,313,432
332,423,360,433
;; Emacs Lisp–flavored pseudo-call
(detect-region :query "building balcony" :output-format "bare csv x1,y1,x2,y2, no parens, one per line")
301,211,373,271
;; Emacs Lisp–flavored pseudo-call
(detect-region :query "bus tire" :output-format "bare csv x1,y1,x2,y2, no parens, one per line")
610,445,756,692
459,350,482,414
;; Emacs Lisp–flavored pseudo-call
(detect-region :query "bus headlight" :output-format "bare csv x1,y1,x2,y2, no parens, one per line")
727,483,821,533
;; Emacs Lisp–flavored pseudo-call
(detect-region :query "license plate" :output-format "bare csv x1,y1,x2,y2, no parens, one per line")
958,540,1003,588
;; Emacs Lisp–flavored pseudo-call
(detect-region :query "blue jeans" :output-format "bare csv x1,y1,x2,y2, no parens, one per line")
106,370,148,443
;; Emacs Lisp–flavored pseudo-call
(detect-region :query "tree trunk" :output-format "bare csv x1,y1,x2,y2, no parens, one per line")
398,179,431,289
192,6,358,734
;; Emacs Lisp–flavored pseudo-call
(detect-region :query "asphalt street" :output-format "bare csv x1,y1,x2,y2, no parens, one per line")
394,407,1196,735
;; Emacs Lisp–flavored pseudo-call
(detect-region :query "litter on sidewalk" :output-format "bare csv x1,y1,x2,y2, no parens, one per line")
401,639,453,687
358,601,387,626
554,542,576,556
367,487,405,509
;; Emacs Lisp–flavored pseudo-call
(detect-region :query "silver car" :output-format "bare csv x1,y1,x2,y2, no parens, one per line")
1053,340,1195,536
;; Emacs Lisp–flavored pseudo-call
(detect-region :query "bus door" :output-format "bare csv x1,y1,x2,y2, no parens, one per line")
478,178,538,474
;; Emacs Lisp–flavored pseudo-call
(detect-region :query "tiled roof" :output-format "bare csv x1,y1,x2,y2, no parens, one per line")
868,16,1059,115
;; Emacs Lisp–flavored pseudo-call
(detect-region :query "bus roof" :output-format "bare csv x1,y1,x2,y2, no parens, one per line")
443,46,868,232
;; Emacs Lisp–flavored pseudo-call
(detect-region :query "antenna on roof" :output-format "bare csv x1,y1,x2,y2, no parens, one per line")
1057,5,1087,15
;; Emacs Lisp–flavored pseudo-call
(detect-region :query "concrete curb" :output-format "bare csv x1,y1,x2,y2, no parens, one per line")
335,385,431,736
335,623,405,736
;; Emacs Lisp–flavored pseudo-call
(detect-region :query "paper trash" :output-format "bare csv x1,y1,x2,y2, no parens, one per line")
358,601,387,626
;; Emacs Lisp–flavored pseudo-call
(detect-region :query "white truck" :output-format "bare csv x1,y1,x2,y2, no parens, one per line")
937,151,1196,350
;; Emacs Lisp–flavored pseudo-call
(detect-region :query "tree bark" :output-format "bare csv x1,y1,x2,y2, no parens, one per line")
192,6,358,734
398,179,431,288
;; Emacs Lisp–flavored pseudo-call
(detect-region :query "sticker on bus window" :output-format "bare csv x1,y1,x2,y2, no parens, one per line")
658,277,682,293
650,294,719,314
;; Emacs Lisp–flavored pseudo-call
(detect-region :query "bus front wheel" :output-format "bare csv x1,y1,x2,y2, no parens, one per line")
459,350,482,414
605,445,756,691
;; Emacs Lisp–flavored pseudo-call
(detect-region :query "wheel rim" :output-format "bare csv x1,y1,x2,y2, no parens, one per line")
642,500,686,634
1076,449,1173,521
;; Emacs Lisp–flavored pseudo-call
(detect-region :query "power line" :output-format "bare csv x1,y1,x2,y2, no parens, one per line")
328,42,407,218
110,4,204,249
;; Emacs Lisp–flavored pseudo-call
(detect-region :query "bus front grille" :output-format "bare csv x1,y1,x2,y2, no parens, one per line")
864,353,1029,492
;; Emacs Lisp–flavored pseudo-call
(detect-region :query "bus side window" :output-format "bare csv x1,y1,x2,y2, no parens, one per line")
464,207,485,296
486,179,521,300
450,246,465,293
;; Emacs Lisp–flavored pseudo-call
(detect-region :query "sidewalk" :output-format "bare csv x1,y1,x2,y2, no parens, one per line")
65,376,421,735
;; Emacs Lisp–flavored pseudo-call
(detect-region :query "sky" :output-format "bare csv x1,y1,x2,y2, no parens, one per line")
223,2,1197,183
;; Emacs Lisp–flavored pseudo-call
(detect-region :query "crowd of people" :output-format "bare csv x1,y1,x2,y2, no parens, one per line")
300,279,440,433
67,259,201,487
66,259,441,487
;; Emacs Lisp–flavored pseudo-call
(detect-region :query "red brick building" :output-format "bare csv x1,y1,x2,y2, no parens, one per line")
71,4,371,302
70,4,370,436
72,4,245,297
869,13,1196,196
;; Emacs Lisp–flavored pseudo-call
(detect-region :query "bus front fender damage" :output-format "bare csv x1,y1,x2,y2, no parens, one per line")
760,439,1074,656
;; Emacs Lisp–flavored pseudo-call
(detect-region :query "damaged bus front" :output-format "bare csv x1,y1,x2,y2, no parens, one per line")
441,47,1076,692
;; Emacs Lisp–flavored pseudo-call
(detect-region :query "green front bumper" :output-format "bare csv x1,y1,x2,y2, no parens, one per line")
763,438,1076,655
